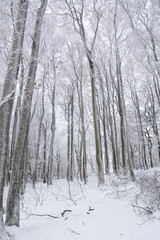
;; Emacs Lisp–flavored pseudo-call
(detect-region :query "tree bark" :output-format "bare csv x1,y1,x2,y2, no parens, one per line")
0,0,28,234
9,56,25,184
33,81,45,186
47,84,56,185
88,54,104,184
5,0,48,227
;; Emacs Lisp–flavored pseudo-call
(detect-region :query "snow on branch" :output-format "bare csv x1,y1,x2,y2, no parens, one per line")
0,90,15,110
132,204,153,214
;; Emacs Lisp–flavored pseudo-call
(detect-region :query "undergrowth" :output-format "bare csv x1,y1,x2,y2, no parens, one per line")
133,169,160,220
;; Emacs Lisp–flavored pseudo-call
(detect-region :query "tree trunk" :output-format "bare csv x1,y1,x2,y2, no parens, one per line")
0,0,28,234
106,71,118,173
133,91,148,169
42,122,47,183
47,84,56,185
67,98,71,182
114,2,134,179
70,93,74,181
88,53,104,184
72,52,87,183
33,81,45,186
66,89,74,182
98,72,109,174
149,87,160,164
145,128,153,168
5,0,48,227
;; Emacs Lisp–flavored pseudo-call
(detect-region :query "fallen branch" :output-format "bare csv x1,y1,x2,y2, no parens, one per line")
61,209,72,217
67,228,80,235
132,204,153,214
22,209,59,219
88,207,94,211
86,206,95,214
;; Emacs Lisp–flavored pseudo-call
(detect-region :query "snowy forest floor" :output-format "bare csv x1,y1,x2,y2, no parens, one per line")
4,170,160,240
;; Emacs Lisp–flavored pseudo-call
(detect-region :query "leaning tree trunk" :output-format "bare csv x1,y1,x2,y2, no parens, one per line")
0,0,28,235
5,0,48,227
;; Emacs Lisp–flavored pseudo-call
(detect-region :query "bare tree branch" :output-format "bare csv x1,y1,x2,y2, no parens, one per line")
132,204,153,214
22,209,59,219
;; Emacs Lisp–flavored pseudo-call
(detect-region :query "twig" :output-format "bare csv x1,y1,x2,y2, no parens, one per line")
132,204,153,214
61,209,72,217
86,206,95,214
67,228,81,235
67,182,77,205
77,180,86,199
88,207,94,211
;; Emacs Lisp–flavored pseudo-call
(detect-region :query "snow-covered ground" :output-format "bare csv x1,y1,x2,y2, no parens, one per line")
4,175,160,240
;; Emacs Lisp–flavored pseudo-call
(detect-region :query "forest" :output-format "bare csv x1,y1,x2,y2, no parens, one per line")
0,0,160,239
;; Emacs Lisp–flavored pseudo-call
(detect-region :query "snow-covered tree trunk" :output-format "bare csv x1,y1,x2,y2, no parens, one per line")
0,0,28,236
5,0,48,227
9,57,25,179
33,81,45,186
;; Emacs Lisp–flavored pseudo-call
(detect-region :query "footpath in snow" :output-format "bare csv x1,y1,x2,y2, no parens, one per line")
5,176,160,240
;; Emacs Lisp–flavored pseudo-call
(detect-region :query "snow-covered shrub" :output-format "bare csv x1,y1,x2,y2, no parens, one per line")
134,170,160,216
